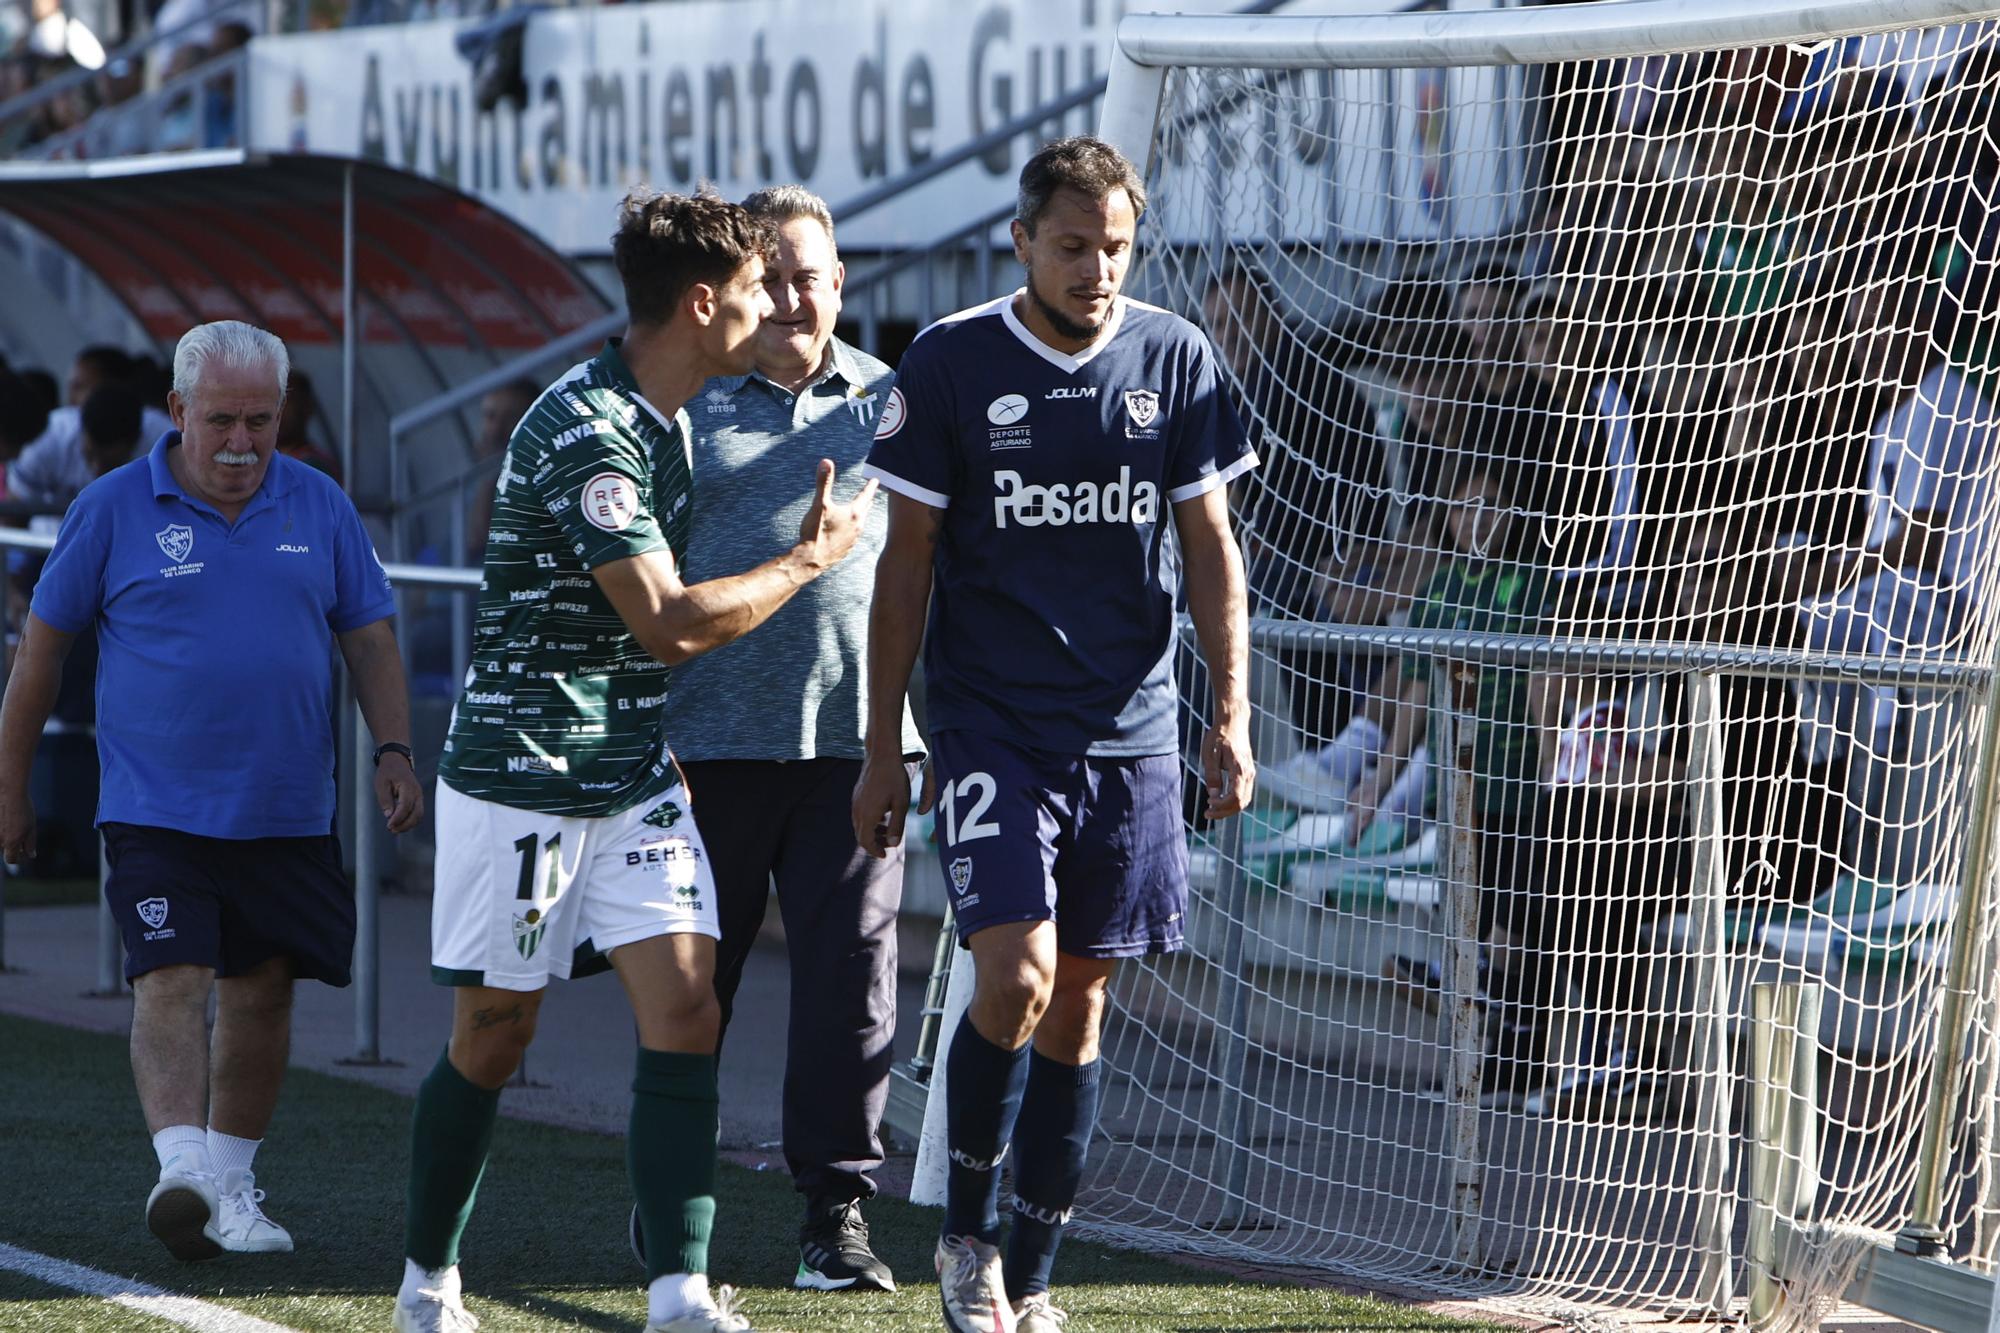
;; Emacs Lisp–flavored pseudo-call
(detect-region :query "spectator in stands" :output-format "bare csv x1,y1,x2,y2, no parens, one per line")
1515,278,1642,614
1451,260,1539,408
1840,247,1997,886
0,319,420,1262
67,345,135,407
1693,124,1802,317
12,354,171,508
275,368,341,480
1203,259,1385,620
10,380,145,508
0,367,53,485
17,367,58,414
660,184,914,1295
150,0,261,81
1353,456,1545,835
1521,518,1803,1119
461,376,537,561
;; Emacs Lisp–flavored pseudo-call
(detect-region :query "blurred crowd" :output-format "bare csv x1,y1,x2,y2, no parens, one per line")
1208,30,2000,1114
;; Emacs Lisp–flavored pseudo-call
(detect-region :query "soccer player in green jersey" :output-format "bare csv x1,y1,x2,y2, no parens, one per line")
395,190,879,1333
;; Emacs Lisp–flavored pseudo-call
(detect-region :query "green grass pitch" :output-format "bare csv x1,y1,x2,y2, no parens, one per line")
0,1014,1508,1331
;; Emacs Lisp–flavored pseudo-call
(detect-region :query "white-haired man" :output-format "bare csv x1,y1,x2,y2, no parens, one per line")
0,319,423,1261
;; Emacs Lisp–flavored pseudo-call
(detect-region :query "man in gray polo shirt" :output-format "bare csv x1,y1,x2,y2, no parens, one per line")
664,184,922,1294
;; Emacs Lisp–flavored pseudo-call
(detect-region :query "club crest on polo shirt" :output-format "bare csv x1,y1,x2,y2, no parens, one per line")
153,523,205,578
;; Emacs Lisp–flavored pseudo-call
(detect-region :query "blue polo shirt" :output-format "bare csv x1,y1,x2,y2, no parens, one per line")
31,433,396,840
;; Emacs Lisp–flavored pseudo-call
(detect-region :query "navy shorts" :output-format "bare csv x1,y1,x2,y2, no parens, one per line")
930,730,1188,959
102,822,356,985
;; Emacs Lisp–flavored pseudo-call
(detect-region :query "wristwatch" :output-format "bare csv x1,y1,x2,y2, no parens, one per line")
371,741,414,768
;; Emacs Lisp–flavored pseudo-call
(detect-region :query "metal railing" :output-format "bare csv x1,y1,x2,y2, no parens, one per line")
22,48,250,162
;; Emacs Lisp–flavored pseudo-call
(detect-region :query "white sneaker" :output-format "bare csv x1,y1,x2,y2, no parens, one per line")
936,1236,1017,1333
645,1283,753,1332
212,1168,292,1253
1257,748,1348,812
145,1168,221,1262
1015,1292,1070,1331
394,1265,480,1332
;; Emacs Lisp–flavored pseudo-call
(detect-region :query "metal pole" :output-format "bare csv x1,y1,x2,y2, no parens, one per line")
1687,670,1739,1314
1211,803,1256,1224
350,708,381,1063
1747,980,1822,1329
1436,660,1484,1272
1899,666,2000,1256
910,908,960,1081
341,162,357,490
92,832,121,996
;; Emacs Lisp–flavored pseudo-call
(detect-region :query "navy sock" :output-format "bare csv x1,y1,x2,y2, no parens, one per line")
943,1015,1031,1246
1003,1052,1100,1301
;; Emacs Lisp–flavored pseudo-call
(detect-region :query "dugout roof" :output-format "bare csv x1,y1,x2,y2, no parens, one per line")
0,150,612,492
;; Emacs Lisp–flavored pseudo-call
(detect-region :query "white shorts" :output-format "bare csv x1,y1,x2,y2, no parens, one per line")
431,782,720,991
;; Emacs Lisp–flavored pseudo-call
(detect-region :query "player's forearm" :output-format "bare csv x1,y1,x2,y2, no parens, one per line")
664,546,822,664
0,616,71,796
1182,519,1251,731
864,556,931,758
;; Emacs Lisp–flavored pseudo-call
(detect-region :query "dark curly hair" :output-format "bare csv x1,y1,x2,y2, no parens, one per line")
611,187,778,327
1016,136,1147,236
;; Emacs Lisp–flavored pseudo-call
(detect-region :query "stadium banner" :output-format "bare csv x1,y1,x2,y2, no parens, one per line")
246,0,1511,254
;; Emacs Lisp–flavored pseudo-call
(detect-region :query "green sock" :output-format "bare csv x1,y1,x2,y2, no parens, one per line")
404,1048,502,1270
630,1047,719,1282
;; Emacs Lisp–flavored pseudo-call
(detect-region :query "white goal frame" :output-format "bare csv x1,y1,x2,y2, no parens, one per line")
1093,1,2000,1329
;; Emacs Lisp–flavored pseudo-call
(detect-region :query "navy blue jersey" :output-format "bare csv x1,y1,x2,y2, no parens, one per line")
864,292,1255,756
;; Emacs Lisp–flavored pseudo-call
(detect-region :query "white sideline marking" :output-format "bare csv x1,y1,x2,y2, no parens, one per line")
0,1241,301,1332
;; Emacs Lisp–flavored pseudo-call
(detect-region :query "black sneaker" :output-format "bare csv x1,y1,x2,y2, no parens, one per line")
796,1198,896,1293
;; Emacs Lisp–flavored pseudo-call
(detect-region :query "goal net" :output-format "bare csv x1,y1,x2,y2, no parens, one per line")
1078,1,2000,1324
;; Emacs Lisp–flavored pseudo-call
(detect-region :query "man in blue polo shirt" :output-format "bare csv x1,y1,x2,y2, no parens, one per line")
0,319,422,1264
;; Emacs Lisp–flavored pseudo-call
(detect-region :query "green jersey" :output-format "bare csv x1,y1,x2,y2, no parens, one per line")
1402,557,1547,815
439,341,692,816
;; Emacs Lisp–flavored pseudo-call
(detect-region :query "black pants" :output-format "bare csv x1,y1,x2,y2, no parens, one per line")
681,757,913,1204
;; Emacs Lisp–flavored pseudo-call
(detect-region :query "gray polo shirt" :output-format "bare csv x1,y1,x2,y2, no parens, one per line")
664,336,923,762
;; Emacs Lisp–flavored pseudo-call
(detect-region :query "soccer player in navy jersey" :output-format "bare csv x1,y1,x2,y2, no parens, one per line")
851,136,1258,1333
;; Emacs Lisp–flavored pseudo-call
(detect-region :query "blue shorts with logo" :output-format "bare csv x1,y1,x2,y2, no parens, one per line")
931,730,1188,959
102,822,355,985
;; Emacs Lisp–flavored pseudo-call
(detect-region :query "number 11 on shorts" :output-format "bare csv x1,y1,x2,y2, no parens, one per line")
938,771,999,845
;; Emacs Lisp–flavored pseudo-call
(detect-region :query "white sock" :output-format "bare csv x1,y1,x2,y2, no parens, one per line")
152,1125,209,1178
648,1272,710,1322
1326,716,1386,787
207,1129,261,1181
400,1258,460,1304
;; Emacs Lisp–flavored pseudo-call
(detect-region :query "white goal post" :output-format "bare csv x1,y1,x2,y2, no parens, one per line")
1058,0,2000,1328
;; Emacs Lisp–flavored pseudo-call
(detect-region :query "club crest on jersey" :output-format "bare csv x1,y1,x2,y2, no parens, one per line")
1124,390,1162,439
513,908,547,960
155,524,194,563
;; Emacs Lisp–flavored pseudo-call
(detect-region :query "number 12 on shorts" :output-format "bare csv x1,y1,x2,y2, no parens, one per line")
938,771,999,845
